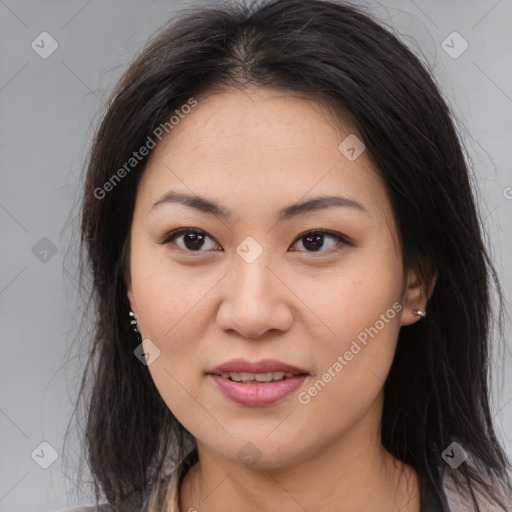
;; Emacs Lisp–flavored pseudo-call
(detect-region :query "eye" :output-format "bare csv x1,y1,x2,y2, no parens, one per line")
160,228,348,255
290,230,349,254
160,228,220,253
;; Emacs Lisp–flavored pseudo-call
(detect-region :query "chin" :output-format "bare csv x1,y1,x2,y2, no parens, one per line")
204,433,314,471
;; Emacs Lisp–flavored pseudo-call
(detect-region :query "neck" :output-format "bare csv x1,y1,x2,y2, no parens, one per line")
179,413,420,512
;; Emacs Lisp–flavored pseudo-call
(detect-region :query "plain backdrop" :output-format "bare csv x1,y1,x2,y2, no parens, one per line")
0,0,511,510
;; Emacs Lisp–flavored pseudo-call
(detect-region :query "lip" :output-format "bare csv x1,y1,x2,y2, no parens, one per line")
209,358,308,375
208,359,309,406
210,374,307,406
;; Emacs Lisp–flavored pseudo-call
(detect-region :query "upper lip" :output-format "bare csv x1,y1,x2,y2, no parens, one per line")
209,359,309,375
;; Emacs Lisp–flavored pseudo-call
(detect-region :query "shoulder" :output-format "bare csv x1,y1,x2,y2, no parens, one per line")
443,473,512,512
62,505,113,512
63,449,197,512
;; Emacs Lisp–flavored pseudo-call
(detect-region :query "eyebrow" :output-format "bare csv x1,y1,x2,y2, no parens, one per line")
151,190,368,222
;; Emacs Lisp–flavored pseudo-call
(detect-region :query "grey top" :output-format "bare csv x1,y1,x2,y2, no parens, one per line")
65,507,112,512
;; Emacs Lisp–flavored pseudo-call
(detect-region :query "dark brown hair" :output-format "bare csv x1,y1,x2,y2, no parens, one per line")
68,0,512,510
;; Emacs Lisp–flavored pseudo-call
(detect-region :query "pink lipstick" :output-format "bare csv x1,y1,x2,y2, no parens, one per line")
208,359,309,406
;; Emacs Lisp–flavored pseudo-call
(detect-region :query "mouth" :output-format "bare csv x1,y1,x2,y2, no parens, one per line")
216,371,301,384
207,359,309,406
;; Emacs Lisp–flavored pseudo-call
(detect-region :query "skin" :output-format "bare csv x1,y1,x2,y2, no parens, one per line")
126,86,436,512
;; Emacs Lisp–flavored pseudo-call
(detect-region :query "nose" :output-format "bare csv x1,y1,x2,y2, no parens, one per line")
216,251,294,340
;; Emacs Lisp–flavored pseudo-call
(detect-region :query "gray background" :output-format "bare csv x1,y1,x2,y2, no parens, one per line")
1,0,511,510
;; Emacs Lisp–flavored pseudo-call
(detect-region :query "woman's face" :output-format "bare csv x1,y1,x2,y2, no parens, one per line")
127,86,423,469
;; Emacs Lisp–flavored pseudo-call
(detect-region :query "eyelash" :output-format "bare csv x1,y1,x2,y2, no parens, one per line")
159,228,350,256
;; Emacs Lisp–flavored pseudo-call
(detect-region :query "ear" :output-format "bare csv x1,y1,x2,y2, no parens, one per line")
400,266,437,326
126,279,138,316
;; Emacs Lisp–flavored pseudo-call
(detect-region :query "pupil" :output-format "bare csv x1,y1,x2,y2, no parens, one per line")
304,233,324,251
185,232,204,250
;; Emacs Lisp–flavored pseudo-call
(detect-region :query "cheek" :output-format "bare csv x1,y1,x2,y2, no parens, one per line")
134,266,212,434
132,254,216,346
294,305,402,446
295,244,403,405
300,244,404,351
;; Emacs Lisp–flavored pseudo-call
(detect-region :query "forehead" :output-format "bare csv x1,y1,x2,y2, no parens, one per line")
137,87,391,222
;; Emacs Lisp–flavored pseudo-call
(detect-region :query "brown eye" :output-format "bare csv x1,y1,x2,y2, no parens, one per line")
290,230,348,253
160,228,349,255
162,228,219,253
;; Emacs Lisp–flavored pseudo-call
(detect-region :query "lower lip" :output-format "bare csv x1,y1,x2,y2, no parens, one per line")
210,374,308,406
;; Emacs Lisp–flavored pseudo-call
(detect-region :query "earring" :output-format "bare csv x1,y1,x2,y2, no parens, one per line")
129,311,142,342
129,310,139,331
413,309,427,318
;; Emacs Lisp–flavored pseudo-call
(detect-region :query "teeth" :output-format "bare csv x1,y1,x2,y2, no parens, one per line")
219,371,294,383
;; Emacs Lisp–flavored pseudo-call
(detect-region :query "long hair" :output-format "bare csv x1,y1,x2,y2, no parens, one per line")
72,0,512,509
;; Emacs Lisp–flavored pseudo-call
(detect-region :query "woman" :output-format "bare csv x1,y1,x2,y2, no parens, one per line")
69,0,512,510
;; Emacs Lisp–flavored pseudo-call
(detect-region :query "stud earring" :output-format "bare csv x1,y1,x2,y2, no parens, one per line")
413,309,427,318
